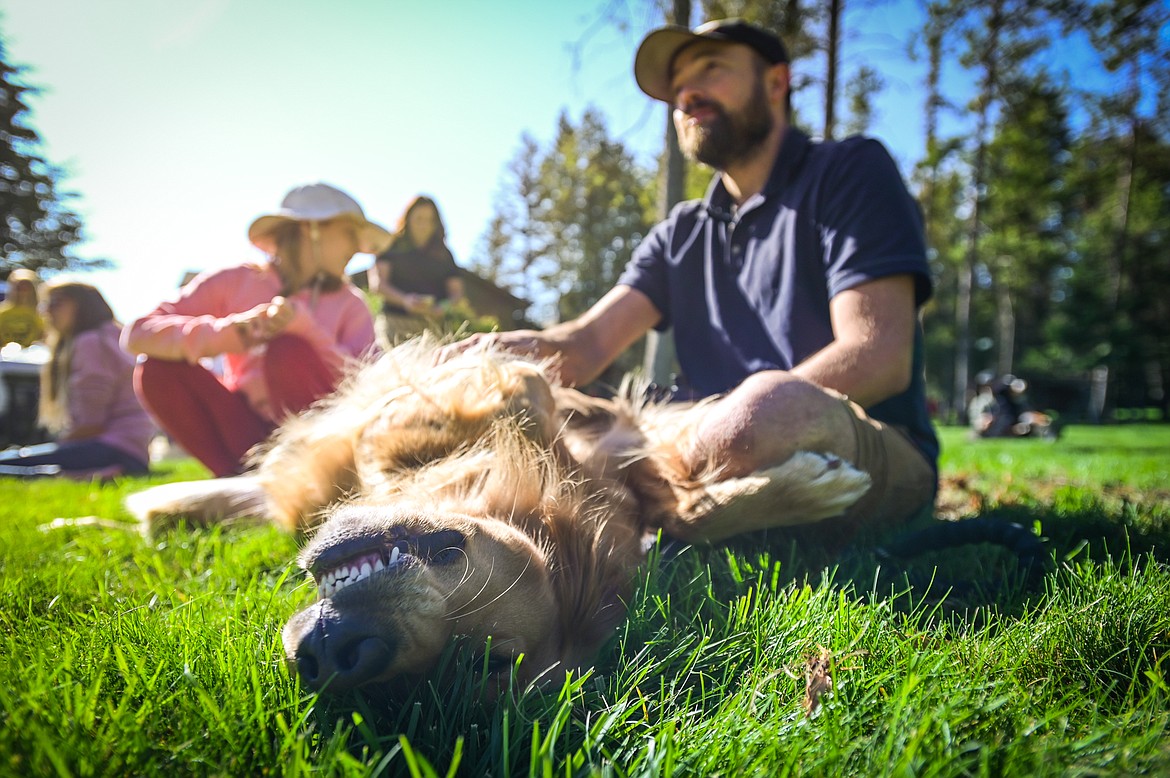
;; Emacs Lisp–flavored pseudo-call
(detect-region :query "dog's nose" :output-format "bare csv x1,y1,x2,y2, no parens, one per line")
284,602,396,692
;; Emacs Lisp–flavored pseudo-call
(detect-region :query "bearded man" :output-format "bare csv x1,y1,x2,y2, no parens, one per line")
445,19,938,542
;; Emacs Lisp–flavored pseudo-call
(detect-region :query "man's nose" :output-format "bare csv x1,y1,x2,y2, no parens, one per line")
674,85,702,114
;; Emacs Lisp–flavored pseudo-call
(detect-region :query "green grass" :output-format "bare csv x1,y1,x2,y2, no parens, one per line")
2,425,1168,776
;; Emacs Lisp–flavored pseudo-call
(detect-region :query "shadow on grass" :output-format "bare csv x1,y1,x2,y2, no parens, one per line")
700,494,1170,623
287,497,1170,766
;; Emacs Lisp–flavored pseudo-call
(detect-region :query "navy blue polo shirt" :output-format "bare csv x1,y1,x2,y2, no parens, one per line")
618,127,938,468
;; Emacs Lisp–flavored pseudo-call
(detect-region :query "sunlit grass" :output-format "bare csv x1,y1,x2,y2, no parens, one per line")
1,426,1167,775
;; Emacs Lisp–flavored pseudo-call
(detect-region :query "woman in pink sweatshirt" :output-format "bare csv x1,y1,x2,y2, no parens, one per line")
0,281,153,478
122,182,390,477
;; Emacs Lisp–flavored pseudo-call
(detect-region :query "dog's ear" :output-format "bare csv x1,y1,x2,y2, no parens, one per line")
541,505,645,670
558,583,631,672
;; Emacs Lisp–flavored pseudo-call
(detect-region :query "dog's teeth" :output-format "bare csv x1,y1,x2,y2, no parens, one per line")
360,561,372,578
374,557,385,572
389,546,400,566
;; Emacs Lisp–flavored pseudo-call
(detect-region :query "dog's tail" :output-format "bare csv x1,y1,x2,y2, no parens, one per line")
124,475,271,537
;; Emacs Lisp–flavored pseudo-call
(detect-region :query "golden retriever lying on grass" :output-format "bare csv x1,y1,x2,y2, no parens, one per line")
126,337,871,693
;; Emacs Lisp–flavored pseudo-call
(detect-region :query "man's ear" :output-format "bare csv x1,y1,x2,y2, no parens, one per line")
768,62,791,110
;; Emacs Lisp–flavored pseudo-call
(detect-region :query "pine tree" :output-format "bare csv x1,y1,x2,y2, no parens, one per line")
0,35,102,277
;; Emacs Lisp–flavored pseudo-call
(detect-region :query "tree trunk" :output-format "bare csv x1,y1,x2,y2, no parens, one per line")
824,0,842,140
953,0,1003,424
994,263,1015,377
644,0,690,385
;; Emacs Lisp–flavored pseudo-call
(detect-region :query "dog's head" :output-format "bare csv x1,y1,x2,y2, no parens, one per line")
274,342,652,694
282,502,558,692
282,492,643,694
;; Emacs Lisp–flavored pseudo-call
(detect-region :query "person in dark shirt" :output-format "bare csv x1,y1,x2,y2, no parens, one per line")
368,195,467,346
441,19,938,544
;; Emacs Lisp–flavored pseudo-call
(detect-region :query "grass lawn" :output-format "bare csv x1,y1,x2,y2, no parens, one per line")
1,425,1168,776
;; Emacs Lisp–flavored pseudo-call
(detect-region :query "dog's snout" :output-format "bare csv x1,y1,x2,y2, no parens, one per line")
284,603,396,693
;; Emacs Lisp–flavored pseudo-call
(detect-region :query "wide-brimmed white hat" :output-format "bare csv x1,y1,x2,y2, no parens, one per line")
247,182,392,255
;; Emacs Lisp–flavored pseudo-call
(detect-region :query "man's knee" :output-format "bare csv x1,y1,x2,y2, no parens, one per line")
690,372,856,478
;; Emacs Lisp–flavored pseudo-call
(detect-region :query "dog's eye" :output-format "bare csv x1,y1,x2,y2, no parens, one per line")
480,653,511,674
430,546,462,565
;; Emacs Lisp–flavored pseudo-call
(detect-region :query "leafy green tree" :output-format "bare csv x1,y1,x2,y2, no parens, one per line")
912,0,967,417
535,110,656,325
924,0,1050,420
1064,0,1170,413
473,134,545,321
475,110,656,381
840,65,883,137
0,36,102,277
1062,123,1170,415
980,75,1073,377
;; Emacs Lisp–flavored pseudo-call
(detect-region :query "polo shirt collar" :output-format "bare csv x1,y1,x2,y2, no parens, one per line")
702,126,811,220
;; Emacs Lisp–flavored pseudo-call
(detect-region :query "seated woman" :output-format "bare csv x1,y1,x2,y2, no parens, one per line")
122,182,390,477
368,195,467,346
0,281,152,478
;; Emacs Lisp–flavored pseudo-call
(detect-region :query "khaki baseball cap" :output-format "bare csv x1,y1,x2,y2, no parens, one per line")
634,18,789,103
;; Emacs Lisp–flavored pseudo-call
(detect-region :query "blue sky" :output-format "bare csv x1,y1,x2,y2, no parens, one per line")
0,0,1063,323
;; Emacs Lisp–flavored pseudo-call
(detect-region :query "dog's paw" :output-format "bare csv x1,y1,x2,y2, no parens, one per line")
714,451,871,517
667,451,872,542
124,476,269,536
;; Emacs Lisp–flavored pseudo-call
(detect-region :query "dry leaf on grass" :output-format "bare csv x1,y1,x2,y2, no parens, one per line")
803,647,834,717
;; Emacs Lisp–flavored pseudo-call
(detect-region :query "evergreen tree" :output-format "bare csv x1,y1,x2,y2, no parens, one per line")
1063,123,1170,415
1069,0,1170,413
925,0,1050,420
473,134,546,321
0,35,101,277
841,65,883,137
535,110,656,326
981,75,1073,377
474,110,655,383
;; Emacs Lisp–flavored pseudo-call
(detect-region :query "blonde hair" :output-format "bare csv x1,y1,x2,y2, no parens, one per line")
38,281,116,433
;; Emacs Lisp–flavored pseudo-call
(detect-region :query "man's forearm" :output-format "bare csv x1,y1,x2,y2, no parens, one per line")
789,339,912,408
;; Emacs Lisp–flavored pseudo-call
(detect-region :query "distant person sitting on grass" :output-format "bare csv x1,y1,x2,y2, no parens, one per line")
122,182,390,477
368,195,476,346
0,268,46,348
0,281,153,479
970,373,1057,440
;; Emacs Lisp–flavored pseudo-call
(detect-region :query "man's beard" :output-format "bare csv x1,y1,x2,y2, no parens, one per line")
679,81,773,170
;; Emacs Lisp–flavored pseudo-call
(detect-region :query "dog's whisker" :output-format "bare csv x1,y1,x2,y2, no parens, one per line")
438,550,475,600
443,556,498,619
440,554,495,616
444,555,533,622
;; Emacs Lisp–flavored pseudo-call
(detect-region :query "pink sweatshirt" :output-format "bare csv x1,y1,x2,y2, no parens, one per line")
122,263,376,422
70,321,155,464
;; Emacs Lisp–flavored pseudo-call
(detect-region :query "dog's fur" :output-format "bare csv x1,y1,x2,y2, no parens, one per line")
126,337,871,692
